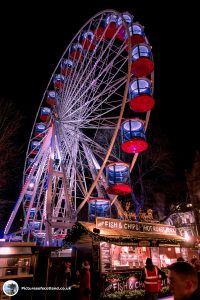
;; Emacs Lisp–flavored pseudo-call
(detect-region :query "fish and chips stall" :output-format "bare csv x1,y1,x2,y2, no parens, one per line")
64,217,196,298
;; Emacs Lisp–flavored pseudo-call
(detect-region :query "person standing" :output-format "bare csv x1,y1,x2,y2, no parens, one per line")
78,260,91,300
141,258,166,300
63,261,72,288
168,261,200,300
190,258,200,288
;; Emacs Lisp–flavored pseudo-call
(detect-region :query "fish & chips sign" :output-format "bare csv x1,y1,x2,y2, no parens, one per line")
96,217,176,236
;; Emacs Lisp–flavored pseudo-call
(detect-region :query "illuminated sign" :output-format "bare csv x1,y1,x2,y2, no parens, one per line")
96,217,177,236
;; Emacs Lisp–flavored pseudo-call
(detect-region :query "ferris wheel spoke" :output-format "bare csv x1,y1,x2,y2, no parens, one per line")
78,59,127,116
80,105,122,127
23,150,50,229
65,13,106,86
63,26,112,100
58,127,89,201
63,51,96,101
63,116,119,128
63,30,126,106
33,167,48,220
60,58,125,119
81,81,126,121
81,143,106,199
62,27,106,103
64,46,126,111
78,149,89,193
81,132,121,163
61,75,126,122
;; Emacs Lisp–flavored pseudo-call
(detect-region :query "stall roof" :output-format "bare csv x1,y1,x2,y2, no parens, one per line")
79,221,185,243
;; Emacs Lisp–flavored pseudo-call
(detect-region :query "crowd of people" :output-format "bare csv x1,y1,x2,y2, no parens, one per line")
47,259,91,300
47,255,200,300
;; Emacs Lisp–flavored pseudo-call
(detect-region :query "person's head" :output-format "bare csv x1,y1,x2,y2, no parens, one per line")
49,259,53,267
82,260,90,270
177,257,185,262
64,261,71,268
190,257,197,265
193,259,200,271
168,261,198,300
146,258,153,266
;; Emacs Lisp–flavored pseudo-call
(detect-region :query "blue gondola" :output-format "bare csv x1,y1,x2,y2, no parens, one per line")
29,221,41,230
106,162,132,195
27,178,35,192
30,140,40,155
128,78,155,112
131,43,154,77
34,123,46,138
104,14,119,39
81,31,96,50
24,194,32,208
53,74,65,90
93,14,119,40
24,194,32,201
24,200,36,218
60,59,74,75
118,12,133,26
40,107,51,122
46,90,58,106
117,12,134,41
88,198,111,222
125,22,145,49
121,119,148,154
69,43,84,61
26,158,35,173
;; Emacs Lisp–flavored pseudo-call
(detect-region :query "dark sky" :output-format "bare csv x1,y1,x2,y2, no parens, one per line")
0,1,198,184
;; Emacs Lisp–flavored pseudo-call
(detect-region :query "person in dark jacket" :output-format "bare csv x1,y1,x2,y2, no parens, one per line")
190,258,200,289
168,261,200,300
141,258,166,300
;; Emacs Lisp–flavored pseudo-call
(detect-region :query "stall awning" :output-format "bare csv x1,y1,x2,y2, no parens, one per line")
79,221,185,245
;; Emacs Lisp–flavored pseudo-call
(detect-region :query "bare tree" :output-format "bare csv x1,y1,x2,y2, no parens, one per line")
130,123,188,220
0,99,24,193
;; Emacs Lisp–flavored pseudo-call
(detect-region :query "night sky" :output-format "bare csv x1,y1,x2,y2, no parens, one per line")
0,2,198,211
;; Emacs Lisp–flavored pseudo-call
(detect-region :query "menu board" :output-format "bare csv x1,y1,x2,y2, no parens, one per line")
100,242,111,273
151,247,160,268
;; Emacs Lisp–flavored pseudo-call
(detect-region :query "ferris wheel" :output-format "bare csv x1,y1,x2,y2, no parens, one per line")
4,9,155,246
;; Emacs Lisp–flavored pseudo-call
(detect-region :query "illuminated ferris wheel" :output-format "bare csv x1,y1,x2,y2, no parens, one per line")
4,10,155,246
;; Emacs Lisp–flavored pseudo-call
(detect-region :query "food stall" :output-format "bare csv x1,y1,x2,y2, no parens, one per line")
64,217,187,298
